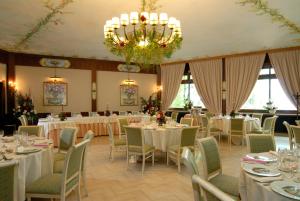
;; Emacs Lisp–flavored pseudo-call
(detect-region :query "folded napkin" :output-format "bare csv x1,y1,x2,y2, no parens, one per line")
249,174,282,183
242,156,267,164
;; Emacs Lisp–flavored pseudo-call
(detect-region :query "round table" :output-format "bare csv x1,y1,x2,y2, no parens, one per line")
0,136,53,201
239,153,296,201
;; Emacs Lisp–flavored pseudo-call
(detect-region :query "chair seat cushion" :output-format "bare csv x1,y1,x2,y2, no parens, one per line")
210,128,222,132
53,160,64,173
114,138,126,146
128,144,155,153
209,174,239,197
26,174,62,195
54,152,66,161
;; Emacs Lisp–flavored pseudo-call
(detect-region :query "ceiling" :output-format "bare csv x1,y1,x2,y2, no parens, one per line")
0,0,299,63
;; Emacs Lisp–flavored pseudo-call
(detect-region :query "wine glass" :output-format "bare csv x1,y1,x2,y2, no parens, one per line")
282,151,298,179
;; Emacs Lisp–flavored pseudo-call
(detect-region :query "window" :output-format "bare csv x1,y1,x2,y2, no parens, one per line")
170,64,205,108
242,65,296,110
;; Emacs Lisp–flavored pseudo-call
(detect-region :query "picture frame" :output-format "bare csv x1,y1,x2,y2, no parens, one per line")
43,82,68,106
120,84,138,106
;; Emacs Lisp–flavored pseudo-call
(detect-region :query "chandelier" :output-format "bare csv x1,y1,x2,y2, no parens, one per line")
103,0,182,66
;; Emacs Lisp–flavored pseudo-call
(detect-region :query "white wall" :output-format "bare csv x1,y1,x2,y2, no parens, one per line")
15,66,92,113
97,71,157,111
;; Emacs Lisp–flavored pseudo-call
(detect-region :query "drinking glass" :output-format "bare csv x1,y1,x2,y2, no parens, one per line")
282,151,298,179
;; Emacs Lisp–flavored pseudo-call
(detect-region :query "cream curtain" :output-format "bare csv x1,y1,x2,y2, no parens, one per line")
226,54,265,113
269,50,300,107
161,63,185,110
189,59,222,114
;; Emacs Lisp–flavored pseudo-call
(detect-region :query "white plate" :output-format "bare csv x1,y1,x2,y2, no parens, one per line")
16,148,41,154
243,163,281,177
271,180,300,200
246,154,277,162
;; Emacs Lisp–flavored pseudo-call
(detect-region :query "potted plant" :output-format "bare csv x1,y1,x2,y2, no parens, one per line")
156,111,166,126
184,99,193,111
264,101,277,114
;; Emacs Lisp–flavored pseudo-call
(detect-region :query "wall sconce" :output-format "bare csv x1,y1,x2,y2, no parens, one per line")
92,82,97,100
122,79,135,85
8,80,17,89
157,85,163,92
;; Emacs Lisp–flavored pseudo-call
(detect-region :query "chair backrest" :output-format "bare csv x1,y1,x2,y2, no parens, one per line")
181,148,200,176
263,116,278,135
61,140,88,196
119,111,127,116
191,175,235,201
107,123,115,146
283,121,294,150
98,111,105,116
230,118,244,136
296,120,300,126
180,127,198,148
19,115,28,126
180,118,193,126
197,137,222,179
252,113,263,123
291,126,300,144
124,126,143,148
59,127,78,152
171,112,178,121
132,111,139,115
80,112,89,117
246,134,276,153
200,115,208,128
81,130,94,171
0,161,18,201
18,126,42,136
118,118,129,135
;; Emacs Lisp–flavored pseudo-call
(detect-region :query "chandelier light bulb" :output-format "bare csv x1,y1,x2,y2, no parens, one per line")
150,13,158,25
120,14,129,26
159,13,168,25
168,17,176,29
130,12,139,25
112,17,120,29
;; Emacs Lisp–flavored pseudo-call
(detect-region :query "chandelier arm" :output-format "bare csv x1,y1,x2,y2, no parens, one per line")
143,26,147,41
151,26,156,41
123,26,128,40
133,25,139,42
159,25,166,41
165,29,174,43
113,29,122,44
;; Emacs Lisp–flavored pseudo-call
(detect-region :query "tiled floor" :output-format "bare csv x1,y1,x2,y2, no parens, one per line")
35,135,289,201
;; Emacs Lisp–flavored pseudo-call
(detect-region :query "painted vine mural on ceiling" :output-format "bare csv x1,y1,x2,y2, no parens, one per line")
238,0,300,42
15,0,74,49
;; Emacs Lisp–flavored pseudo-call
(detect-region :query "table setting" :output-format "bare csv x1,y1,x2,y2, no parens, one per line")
0,132,53,201
240,149,300,201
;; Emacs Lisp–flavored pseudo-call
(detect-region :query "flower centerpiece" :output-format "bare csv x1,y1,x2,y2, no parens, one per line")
141,95,161,116
156,111,166,126
58,105,66,121
264,101,277,114
183,99,193,110
13,91,38,125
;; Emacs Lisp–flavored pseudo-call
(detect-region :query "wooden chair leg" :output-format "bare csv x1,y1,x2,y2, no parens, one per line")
177,154,181,173
152,152,154,166
127,151,129,169
166,152,169,166
142,154,145,176
82,171,88,197
76,185,81,201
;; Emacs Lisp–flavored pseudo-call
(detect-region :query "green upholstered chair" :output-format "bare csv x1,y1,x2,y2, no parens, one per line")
167,126,199,173
119,111,127,116
53,127,78,167
181,147,201,176
180,117,194,126
197,137,239,200
251,116,278,136
18,126,42,137
283,121,295,150
295,120,300,126
290,126,300,144
0,161,18,201
252,113,263,124
26,139,89,201
229,118,245,148
246,134,276,153
124,126,155,175
18,115,28,126
192,175,236,201
171,111,178,122
107,123,126,161
200,115,221,142
117,118,129,139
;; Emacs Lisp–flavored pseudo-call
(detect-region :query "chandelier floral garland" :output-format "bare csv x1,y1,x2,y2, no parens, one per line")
103,0,183,66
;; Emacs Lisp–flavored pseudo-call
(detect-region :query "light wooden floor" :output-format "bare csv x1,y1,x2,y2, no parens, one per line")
35,135,289,201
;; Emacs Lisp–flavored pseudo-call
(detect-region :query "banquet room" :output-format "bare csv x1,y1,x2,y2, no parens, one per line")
0,0,300,201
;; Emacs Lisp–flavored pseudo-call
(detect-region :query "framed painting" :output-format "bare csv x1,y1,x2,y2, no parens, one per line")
120,84,138,106
43,82,67,106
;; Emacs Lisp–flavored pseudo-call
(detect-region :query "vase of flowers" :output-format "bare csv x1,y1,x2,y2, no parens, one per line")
184,99,193,110
264,101,277,114
13,91,38,125
156,111,166,126
141,95,161,116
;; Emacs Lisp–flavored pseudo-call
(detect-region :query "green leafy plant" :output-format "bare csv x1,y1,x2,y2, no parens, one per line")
183,99,193,110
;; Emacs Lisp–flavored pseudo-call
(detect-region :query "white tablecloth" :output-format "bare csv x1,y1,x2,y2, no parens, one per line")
210,116,261,135
0,138,52,201
240,153,295,201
